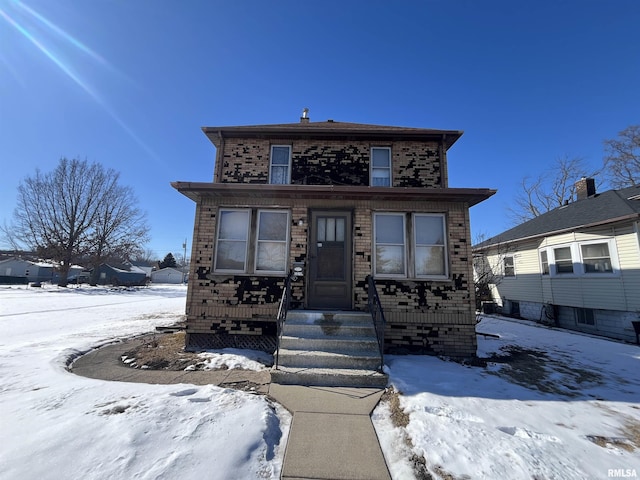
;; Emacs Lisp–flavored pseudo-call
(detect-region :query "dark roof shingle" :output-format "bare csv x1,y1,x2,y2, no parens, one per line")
474,185,640,249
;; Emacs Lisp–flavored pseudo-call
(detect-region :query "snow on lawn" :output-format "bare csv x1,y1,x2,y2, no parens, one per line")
374,315,640,480
0,284,290,480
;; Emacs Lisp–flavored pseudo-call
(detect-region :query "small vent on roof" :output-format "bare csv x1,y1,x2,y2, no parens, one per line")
300,108,310,124
327,119,334,123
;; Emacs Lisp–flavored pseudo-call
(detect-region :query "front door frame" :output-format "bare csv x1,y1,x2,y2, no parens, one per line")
307,209,353,310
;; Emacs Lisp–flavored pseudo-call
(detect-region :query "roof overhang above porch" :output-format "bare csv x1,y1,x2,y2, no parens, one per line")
171,182,496,207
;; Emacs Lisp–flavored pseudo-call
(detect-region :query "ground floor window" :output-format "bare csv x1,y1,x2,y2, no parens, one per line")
214,208,290,274
373,212,448,279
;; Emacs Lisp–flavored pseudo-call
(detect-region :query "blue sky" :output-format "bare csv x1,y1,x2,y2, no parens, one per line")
1,0,639,259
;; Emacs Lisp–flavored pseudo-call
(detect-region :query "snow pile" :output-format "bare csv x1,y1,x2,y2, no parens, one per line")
0,284,290,480
186,348,273,371
375,315,640,479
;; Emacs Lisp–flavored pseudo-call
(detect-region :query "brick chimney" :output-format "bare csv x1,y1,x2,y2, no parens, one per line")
300,107,309,124
575,177,596,200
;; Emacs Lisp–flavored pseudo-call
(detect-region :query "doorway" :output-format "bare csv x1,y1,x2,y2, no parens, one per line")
308,210,352,309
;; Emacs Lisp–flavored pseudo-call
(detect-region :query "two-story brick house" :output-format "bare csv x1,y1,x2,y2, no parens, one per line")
172,114,494,364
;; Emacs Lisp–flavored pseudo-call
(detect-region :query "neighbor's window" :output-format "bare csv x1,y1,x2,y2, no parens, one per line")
215,209,250,271
255,210,289,272
414,214,447,277
553,247,573,274
575,308,595,326
371,147,391,187
581,243,613,273
374,213,406,275
503,256,515,277
269,145,291,184
540,250,549,275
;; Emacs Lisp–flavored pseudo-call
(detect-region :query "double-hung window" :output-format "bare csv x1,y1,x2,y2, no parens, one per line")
553,247,573,274
373,212,448,278
371,147,391,187
581,243,613,273
503,256,515,277
270,145,291,184
215,208,289,274
255,210,289,273
215,209,250,271
374,213,406,275
414,214,447,277
540,250,549,275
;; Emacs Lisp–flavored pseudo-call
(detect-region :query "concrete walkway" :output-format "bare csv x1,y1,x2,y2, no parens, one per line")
269,384,391,480
71,337,391,480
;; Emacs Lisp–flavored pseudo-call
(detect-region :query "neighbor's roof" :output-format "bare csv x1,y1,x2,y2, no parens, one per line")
202,120,464,150
474,185,640,250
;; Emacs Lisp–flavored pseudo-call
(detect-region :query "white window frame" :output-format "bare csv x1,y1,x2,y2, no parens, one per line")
579,240,615,275
413,213,449,279
214,208,251,273
538,238,620,277
552,246,574,274
269,145,292,185
254,209,290,274
370,147,392,187
540,250,549,275
373,212,449,279
214,208,291,275
503,255,515,277
373,212,407,277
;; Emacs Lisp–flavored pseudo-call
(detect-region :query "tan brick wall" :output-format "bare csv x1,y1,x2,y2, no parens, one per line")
185,193,477,357
217,137,443,187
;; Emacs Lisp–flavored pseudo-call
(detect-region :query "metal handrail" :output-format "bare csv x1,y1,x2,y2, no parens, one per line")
274,271,293,370
366,275,386,372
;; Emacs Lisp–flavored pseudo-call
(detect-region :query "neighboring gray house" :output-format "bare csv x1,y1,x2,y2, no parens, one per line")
0,258,54,283
151,267,185,284
473,179,640,343
94,264,147,286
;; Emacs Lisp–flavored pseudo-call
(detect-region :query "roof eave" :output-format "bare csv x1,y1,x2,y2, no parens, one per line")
171,182,495,207
473,212,640,251
202,125,463,149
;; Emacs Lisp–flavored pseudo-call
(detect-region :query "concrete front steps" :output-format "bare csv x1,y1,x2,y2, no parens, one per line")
271,310,388,388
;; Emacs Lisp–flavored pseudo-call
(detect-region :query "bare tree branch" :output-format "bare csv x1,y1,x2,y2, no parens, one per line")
507,156,599,224
603,125,640,188
9,158,149,286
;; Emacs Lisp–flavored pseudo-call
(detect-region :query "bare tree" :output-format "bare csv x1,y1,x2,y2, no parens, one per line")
603,125,640,188
508,156,599,223
10,158,149,286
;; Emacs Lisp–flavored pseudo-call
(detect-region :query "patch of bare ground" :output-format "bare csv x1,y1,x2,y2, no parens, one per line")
380,387,465,480
483,345,603,397
121,332,200,370
587,406,640,452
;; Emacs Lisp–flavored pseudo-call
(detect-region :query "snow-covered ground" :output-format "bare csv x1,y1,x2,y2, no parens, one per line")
374,316,640,480
0,284,290,480
1,284,639,479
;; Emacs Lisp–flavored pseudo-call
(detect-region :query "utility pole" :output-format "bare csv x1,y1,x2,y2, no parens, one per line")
182,238,187,283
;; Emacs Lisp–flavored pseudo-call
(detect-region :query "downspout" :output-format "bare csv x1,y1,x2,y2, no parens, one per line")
214,131,224,182
439,134,448,188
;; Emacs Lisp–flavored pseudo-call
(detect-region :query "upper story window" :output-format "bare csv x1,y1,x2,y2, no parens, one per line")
371,147,391,187
215,208,290,274
269,145,291,184
503,256,515,277
373,212,448,279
